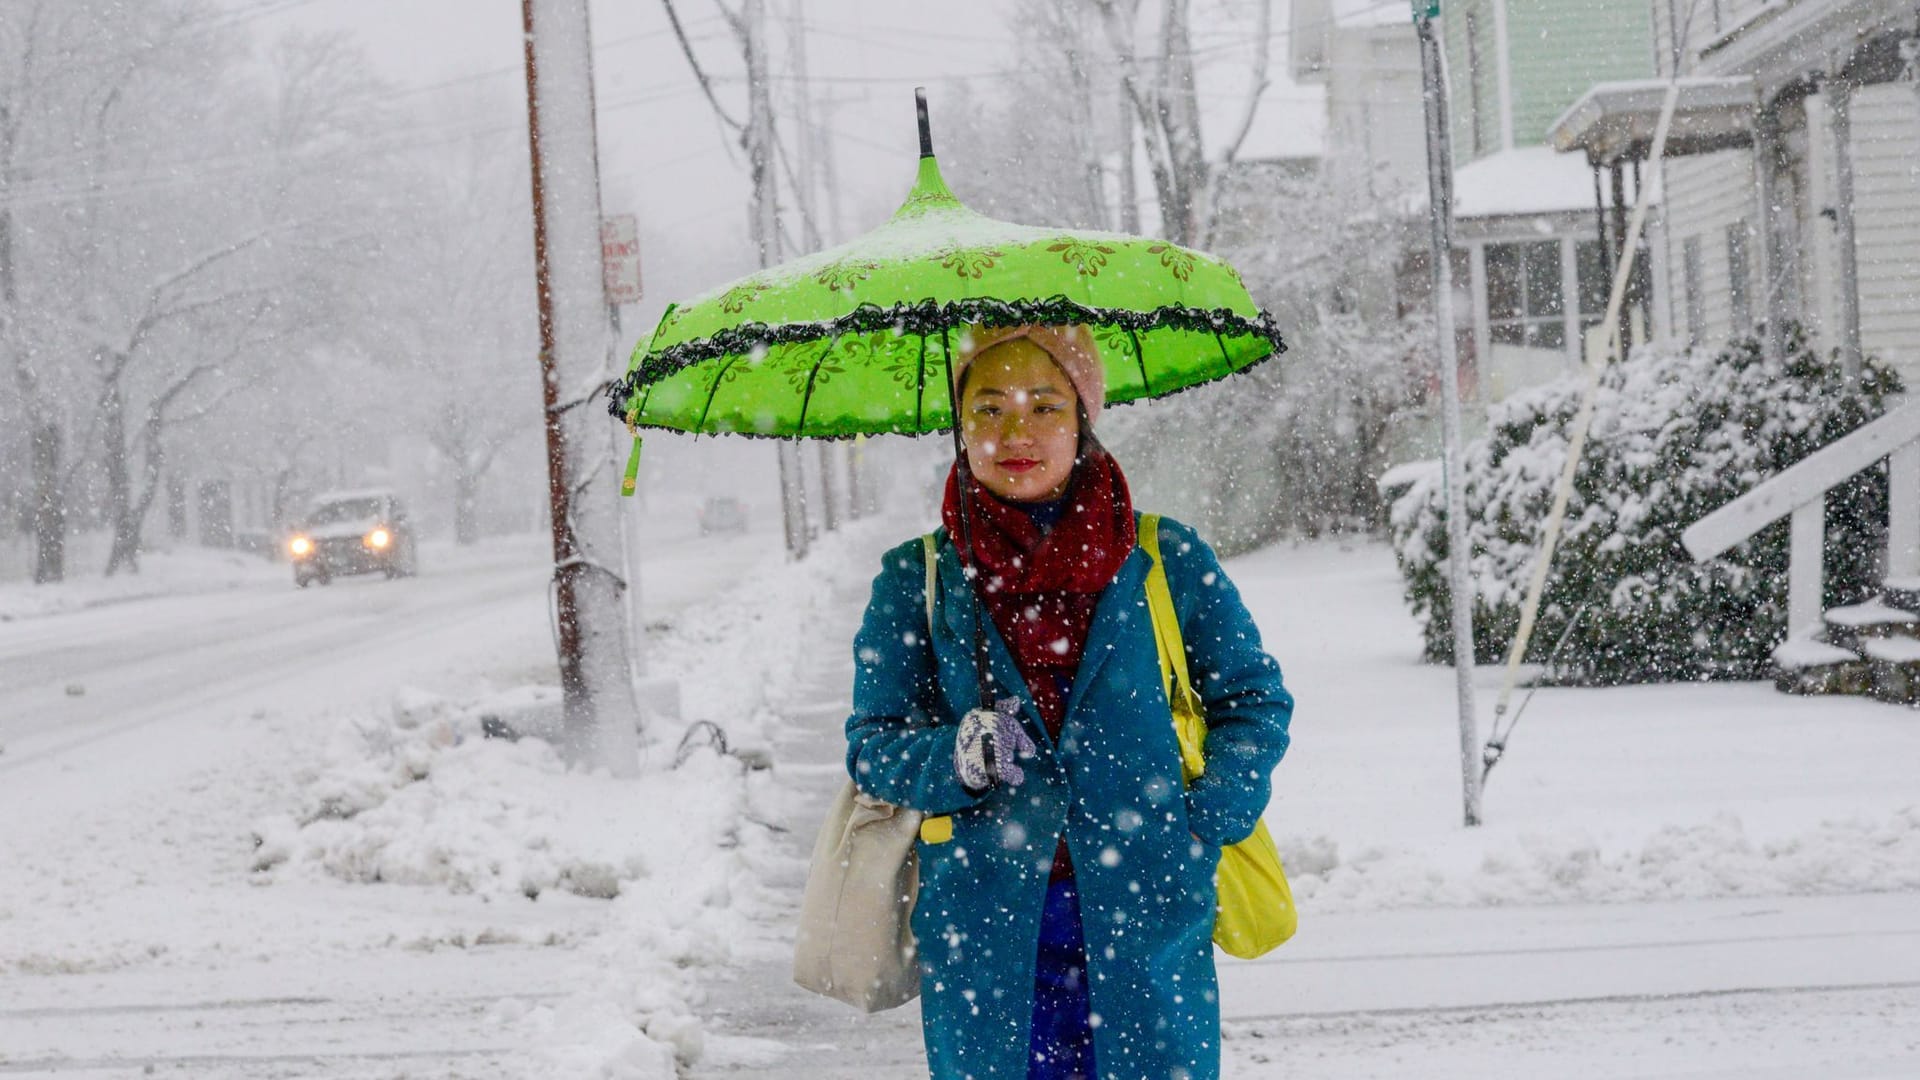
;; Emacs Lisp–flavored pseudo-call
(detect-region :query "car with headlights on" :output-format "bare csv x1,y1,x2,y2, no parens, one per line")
696,495,749,536
287,489,419,587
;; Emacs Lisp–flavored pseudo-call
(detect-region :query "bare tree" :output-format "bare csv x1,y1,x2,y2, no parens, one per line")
366,122,541,545
2,0,76,582
1085,0,1272,245
0,3,395,578
957,0,1421,548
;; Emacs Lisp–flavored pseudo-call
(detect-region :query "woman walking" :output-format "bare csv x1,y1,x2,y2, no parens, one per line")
846,324,1294,1080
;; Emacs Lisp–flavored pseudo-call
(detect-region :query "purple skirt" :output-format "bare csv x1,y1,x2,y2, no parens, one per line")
1029,876,1095,1079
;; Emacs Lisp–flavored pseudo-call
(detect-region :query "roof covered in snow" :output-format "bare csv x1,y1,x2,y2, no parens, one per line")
1548,77,1756,167
1408,146,1661,221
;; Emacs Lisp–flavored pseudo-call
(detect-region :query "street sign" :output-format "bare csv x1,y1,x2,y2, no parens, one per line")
601,214,643,305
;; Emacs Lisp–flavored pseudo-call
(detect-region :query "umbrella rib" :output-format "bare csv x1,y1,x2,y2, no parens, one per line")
1212,329,1233,374
794,337,838,436
694,353,744,436
1127,327,1151,397
939,327,953,431
913,333,928,432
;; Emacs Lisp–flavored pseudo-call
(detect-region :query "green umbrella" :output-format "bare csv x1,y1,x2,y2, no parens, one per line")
607,91,1285,459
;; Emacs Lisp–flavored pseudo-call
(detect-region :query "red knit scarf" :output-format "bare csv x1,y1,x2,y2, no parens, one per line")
940,450,1137,737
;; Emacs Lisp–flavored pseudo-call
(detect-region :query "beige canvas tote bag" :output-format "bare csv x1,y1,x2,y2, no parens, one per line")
791,534,943,1012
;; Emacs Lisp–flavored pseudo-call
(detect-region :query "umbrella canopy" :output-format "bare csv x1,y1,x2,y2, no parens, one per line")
606,105,1285,440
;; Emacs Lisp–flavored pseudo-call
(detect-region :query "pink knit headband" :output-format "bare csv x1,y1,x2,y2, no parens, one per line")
952,324,1107,426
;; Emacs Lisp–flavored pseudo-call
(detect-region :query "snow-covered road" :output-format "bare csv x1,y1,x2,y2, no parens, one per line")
0,525,776,1077
1,544,537,761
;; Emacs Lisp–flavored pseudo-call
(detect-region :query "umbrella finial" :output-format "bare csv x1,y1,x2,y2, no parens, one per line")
915,87,933,158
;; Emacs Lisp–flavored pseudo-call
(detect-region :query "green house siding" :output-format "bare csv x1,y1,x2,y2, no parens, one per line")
1443,0,1655,165
1442,0,1497,163
1506,0,1653,143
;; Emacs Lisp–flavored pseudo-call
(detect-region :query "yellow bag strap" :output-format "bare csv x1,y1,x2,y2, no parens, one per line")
921,533,938,634
1141,516,1209,783
1139,515,1186,702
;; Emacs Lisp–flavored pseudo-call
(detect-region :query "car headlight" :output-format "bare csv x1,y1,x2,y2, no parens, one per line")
289,535,313,557
366,528,391,550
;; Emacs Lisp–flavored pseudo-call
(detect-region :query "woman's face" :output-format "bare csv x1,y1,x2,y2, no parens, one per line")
959,339,1081,503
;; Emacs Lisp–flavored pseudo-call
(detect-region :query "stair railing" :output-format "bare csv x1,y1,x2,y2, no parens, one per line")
1682,399,1920,639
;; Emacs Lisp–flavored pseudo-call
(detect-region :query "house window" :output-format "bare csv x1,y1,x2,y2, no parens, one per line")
1485,240,1565,349
1683,236,1705,347
1727,222,1752,333
1575,240,1611,336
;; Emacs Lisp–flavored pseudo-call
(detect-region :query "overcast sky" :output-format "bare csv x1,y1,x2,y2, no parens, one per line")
244,1,1323,351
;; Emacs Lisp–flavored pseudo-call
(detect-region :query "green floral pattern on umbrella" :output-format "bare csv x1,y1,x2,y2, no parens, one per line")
1148,243,1197,283
719,280,770,314
1048,237,1118,277
815,258,880,293
939,246,1003,279
782,344,845,393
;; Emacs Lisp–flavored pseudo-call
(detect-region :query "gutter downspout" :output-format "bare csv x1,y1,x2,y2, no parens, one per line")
1825,74,1863,387
1492,0,1516,150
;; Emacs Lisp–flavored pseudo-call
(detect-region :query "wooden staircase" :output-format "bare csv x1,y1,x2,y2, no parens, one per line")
1684,400,1920,704
1776,594,1920,701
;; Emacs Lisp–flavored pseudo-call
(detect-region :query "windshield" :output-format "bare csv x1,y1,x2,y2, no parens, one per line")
305,497,384,526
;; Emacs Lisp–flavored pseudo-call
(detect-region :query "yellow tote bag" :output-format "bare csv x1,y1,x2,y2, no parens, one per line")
1140,515,1297,959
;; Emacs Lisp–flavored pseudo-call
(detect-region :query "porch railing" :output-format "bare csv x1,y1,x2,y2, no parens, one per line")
1682,399,1920,640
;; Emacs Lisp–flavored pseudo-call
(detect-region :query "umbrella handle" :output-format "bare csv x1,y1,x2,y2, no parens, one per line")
941,329,996,715
915,87,933,158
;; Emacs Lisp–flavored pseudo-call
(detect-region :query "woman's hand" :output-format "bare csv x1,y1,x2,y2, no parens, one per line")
954,700,1036,790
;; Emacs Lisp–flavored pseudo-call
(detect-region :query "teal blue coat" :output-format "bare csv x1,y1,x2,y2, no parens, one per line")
846,514,1293,1080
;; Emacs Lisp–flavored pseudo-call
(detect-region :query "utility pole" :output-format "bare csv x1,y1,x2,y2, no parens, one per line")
784,1,823,251
785,5,839,534
1116,89,1141,234
736,0,809,558
846,435,864,521
520,0,641,776
814,91,851,244
1416,1,1482,827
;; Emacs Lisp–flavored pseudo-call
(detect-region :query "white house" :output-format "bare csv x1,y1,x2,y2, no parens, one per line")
1289,0,1428,199
1551,0,1920,386
1294,0,1668,405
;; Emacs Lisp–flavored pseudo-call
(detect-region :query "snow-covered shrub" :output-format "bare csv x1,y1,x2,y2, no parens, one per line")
1389,328,1899,683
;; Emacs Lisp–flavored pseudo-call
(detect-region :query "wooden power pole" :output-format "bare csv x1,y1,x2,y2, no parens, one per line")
520,0,641,775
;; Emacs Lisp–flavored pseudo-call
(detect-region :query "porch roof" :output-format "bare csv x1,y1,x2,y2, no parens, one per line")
1411,146,1656,221
1547,77,1756,166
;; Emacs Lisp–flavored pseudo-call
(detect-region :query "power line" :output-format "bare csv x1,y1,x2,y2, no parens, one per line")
660,0,747,135
383,15,728,102
0,83,704,212
5,0,337,99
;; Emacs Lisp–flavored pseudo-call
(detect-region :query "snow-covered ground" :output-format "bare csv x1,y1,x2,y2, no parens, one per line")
3,518,1916,1077
0,505,812,1077
1239,540,1920,911
1231,539,1920,1078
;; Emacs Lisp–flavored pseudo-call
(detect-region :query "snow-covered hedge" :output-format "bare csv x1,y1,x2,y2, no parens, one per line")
1389,329,1899,683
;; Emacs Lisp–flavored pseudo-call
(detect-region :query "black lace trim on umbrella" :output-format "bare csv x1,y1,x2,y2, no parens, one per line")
605,296,1287,421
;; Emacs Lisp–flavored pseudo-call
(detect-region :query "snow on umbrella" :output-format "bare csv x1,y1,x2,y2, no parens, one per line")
606,90,1286,455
